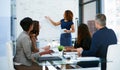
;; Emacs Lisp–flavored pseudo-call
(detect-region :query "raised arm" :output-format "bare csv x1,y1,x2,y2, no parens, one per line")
45,16,61,26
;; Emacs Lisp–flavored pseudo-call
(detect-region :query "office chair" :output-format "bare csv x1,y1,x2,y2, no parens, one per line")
107,44,120,70
6,41,15,70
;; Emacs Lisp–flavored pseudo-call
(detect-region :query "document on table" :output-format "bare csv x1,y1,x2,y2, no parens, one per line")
77,57,100,61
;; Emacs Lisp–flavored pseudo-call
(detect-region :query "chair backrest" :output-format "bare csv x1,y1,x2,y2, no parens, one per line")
107,44,120,70
6,41,15,70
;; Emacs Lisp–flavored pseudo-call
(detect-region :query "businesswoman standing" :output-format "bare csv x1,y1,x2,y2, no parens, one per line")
45,10,75,46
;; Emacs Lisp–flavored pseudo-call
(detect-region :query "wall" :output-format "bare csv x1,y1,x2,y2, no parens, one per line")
0,0,11,57
0,0,11,70
83,1,96,24
16,0,78,43
104,0,120,43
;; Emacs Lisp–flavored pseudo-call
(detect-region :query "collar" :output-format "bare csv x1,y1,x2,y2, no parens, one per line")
99,26,107,30
23,31,29,35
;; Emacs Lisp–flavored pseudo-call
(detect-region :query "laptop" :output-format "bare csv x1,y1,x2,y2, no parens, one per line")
38,56,62,62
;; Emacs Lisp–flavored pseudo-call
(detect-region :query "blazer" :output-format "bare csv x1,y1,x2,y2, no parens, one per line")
82,27,117,58
13,31,34,66
82,27,117,70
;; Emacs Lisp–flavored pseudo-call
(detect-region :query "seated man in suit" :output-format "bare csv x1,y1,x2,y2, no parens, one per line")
77,14,117,70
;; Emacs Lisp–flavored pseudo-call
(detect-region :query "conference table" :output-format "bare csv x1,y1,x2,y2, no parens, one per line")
37,47,101,70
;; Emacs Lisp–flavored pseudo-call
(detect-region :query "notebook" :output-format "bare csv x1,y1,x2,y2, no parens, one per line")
38,56,62,62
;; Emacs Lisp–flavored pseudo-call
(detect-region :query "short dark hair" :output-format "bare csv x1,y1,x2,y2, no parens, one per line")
95,14,106,26
20,17,33,31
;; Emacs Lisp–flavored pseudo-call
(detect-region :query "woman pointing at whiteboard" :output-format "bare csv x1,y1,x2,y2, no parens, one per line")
45,10,75,47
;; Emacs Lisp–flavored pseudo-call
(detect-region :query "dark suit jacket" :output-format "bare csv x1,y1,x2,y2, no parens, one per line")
82,27,117,70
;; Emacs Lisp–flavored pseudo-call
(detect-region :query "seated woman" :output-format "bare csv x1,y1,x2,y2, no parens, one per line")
64,23,97,68
64,23,91,52
29,20,40,53
30,20,50,53
74,23,91,50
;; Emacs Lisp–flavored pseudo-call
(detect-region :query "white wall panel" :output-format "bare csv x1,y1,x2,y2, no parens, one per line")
16,0,78,43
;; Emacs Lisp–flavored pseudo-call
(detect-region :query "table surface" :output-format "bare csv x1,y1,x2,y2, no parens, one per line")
38,51,101,70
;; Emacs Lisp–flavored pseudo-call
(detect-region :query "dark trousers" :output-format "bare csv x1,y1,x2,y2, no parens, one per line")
77,61,99,68
101,61,106,70
14,62,48,70
77,58,106,70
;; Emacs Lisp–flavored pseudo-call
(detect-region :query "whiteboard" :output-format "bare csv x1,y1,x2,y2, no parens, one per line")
16,0,78,41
